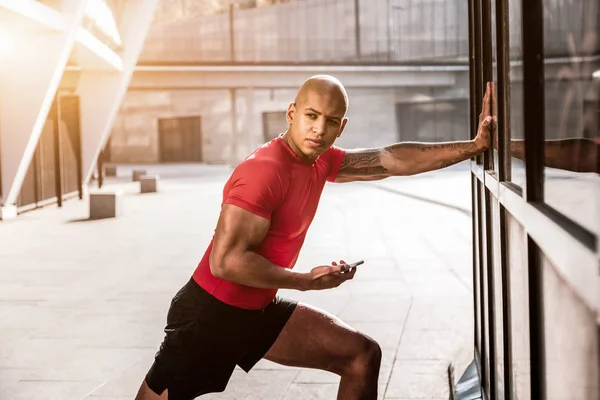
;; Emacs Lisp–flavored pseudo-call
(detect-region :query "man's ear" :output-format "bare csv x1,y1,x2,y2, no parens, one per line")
286,103,296,126
337,117,349,137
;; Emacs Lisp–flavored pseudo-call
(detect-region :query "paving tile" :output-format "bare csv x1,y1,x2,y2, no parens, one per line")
281,383,340,400
395,330,468,361
384,360,450,399
349,321,405,350
89,354,155,395
203,369,299,400
0,380,98,400
338,298,412,323
404,303,474,331
0,165,475,400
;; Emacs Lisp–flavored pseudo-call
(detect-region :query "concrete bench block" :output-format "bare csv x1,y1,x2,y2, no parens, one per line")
104,165,117,177
0,205,17,221
132,169,147,182
140,175,159,194
89,191,122,219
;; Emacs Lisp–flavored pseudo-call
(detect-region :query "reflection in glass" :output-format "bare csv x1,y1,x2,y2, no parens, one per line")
542,0,599,234
508,0,525,187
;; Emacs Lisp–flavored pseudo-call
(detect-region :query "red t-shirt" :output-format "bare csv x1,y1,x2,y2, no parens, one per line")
193,137,346,309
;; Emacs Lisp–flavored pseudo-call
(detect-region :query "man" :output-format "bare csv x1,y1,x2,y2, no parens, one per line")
136,75,493,400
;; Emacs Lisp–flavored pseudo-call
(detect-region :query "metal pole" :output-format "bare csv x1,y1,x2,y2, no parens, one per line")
354,0,361,59
229,3,235,62
52,97,63,207
386,0,391,61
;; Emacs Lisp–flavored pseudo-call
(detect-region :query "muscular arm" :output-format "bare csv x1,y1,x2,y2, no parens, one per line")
335,140,485,182
334,82,494,182
209,204,308,290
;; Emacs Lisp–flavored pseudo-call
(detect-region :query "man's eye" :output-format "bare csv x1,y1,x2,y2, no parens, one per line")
307,114,316,119
328,120,339,126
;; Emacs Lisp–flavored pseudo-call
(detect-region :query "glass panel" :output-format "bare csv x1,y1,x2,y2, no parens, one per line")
508,0,526,188
506,212,530,399
542,0,599,234
542,253,599,399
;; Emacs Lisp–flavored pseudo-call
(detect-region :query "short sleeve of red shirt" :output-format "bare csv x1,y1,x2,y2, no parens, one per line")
325,145,346,182
223,158,287,220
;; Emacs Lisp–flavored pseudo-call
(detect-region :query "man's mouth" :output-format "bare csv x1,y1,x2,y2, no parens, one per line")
306,138,325,145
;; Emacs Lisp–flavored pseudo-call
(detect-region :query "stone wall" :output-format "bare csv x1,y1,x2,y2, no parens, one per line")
109,74,472,164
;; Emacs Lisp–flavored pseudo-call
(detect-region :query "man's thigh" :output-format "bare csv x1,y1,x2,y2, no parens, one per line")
263,302,375,374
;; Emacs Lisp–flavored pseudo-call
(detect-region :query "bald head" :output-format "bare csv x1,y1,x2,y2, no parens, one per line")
284,75,349,160
295,75,349,117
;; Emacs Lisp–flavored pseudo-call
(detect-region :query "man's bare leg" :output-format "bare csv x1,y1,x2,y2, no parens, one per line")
264,303,381,400
134,380,168,400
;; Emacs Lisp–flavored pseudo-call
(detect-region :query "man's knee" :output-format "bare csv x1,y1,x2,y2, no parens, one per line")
341,336,382,378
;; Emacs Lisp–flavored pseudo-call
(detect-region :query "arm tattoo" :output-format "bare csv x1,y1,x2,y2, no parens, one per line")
387,141,479,156
337,140,483,180
338,148,389,176
386,141,481,169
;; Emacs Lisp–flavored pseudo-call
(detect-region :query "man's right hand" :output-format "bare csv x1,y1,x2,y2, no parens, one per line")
301,260,357,291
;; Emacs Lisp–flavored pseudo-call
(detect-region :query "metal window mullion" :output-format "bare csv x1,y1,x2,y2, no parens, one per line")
521,0,546,398
493,0,515,395
482,0,494,172
468,1,483,387
499,203,514,398
481,0,500,393
477,181,488,392
522,0,545,202
473,0,484,164
495,0,510,182
527,237,545,399
468,0,477,139
484,189,498,400
472,173,481,352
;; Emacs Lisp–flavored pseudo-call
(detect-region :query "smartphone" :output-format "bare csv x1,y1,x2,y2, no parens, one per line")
341,260,364,272
347,260,364,268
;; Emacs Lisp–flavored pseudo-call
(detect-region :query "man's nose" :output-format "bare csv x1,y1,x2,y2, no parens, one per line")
312,119,327,134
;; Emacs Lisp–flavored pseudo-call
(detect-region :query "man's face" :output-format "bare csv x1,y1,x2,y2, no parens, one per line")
286,90,348,160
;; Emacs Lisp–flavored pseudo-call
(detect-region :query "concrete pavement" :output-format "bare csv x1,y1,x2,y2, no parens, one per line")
0,163,475,400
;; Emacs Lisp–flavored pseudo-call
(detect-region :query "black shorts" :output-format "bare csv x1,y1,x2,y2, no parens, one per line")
145,278,297,400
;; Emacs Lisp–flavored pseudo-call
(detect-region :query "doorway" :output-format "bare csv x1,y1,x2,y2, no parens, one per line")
158,116,203,162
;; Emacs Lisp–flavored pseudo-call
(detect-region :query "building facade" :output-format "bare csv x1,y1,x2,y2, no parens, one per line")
109,0,472,165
